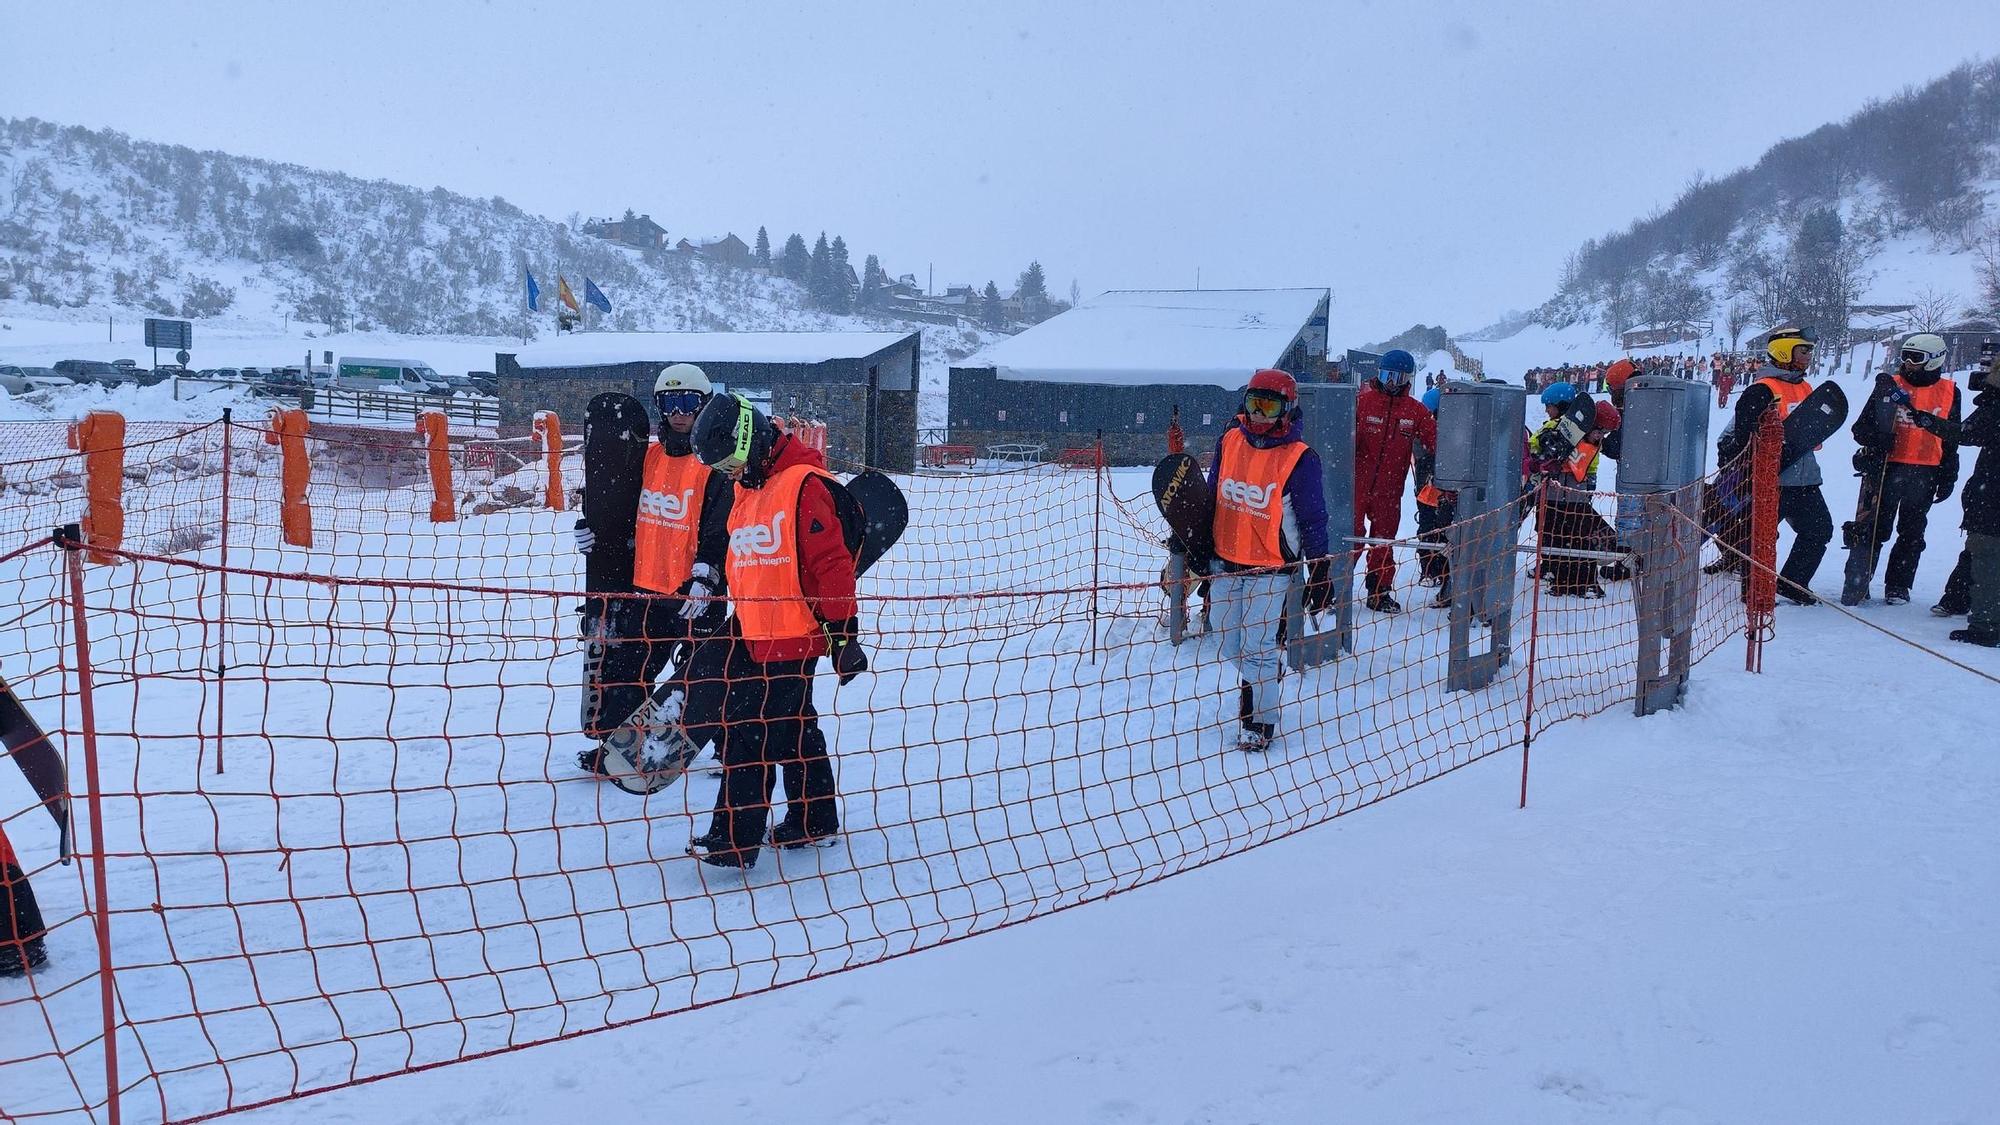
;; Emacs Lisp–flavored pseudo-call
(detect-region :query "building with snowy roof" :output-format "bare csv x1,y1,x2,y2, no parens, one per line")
496,330,920,471
946,288,1331,464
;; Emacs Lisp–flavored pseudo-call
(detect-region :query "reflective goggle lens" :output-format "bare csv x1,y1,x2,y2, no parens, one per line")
1244,393,1285,420
656,389,705,415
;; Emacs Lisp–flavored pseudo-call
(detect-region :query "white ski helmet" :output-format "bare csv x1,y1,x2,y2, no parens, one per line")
655,363,712,395
1899,333,1947,374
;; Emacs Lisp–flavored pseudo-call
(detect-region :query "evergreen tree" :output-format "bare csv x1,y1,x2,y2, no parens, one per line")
780,233,810,283
983,280,1005,328
1015,260,1048,300
809,232,832,308
755,226,771,268
860,253,883,308
827,234,852,313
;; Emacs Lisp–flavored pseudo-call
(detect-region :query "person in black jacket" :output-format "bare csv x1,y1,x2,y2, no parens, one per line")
1907,348,1999,646
1840,334,1961,606
1716,330,1831,605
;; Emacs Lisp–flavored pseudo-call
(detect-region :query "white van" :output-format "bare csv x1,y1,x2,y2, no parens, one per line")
333,356,454,396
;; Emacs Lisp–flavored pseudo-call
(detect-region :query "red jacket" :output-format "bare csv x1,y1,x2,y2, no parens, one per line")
1355,384,1437,504
743,436,858,663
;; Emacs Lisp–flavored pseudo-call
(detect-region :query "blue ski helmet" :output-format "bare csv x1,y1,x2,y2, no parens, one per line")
1421,386,1441,413
1540,381,1577,407
1380,349,1417,374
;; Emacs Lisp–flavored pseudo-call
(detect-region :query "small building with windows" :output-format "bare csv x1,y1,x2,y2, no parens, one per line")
946,288,1332,464
496,330,920,471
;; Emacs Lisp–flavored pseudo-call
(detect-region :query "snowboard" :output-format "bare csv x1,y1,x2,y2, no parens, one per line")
599,469,909,796
1840,451,1892,605
579,392,651,739
1779,381,1848,473
1536,391,1598,474
1152,453,1215,573
1,675,68,853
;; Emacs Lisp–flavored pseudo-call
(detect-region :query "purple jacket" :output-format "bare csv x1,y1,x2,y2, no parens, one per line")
1206,412,1331,562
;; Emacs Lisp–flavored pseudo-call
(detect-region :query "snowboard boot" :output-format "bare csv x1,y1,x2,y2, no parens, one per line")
576,745,610,776
1930,602,1963,618
1580,583,1606,600
1365,592,1403,614
687,830,758,870
1884,588,1911,607
1238,682,1255,726
1949,627,1999,648
769,819,841,850
1235,721,1275,753
1780,588,1819,607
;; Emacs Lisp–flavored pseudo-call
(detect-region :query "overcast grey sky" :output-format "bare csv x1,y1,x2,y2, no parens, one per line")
6,1,1995,340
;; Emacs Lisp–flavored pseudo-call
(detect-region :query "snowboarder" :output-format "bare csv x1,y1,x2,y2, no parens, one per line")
1840,333,1961,606
1716,328,1833,605
573,364,735,776
1529,381,1617,597
685,393,866,868
1204,368,1332,751
1413,385,1453,602
1353,348,1437,612
1902,345,1999,646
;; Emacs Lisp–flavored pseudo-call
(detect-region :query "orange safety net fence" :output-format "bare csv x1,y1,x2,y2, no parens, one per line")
1,415,1769,1124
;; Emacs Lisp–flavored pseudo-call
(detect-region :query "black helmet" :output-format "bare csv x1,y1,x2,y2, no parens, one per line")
691,392,779,485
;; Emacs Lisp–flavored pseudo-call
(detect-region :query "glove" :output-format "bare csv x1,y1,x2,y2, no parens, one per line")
826,617,868,685
1935,476,1955,505
573,519,595,554
1906,409,1943,434
1304,557,1334,615
1886,386,1913,408
676,562,720,621
1852,448,1882,475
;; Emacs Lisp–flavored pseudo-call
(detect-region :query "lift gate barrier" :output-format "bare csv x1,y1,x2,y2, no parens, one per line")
1433,380,1524,691
1617,375,1711,715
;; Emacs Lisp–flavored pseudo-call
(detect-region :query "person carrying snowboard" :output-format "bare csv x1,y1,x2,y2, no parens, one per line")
1353,348,1436,613
1840,333,1961,606
574,363,735,776
1529,381,1617,597
1203,368,1331,752
1716,328,1833,605
1901,346,1999,646
685,393,866,868
1413,384,1453,604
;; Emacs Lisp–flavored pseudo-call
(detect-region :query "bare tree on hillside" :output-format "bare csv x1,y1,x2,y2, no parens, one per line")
1908,287,1962,333
1724,302,1754,351
1975,220,2000,318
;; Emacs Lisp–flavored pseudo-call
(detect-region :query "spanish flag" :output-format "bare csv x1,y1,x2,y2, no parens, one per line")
557,275,581,313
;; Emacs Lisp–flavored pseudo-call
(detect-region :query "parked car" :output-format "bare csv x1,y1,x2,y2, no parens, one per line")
53,359,123,387
466,370,499,397
253,368,314,397
436,372,479,397
0,365,68,395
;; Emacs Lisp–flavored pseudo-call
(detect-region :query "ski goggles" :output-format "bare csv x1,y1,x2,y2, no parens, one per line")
655,389,706,416
1243,392,1287,420
711,393,757,475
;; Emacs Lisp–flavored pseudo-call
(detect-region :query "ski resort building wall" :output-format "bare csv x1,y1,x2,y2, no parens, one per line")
495,331,920,472
946,288,1331,465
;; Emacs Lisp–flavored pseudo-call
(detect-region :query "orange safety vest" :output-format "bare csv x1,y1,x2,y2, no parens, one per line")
1887,375,1955,467
1211,428,1306,568
726,462,833,643
632,444,711,594
1566,439,1600,483
1754,375,1813,419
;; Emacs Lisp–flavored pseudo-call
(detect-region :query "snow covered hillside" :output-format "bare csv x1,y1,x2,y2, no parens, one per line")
0,117,999,366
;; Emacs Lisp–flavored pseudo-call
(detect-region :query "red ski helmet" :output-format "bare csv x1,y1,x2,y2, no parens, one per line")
1243,368,1297,433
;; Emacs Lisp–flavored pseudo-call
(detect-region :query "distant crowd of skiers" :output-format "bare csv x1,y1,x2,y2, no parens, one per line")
1523,353,1761,408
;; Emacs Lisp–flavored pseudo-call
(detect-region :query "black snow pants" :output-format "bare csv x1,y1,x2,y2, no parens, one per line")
705,645,838,854
1842,462,1939,596
1776,486,1834,599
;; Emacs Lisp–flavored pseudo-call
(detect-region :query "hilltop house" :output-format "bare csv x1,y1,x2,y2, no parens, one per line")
674,233,752,268
581,214,668,251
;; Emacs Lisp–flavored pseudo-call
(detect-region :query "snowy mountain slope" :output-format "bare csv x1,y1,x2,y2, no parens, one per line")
0,117,998,364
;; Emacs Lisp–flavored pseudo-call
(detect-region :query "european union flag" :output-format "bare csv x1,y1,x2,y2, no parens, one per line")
525,268,541,312
583,277,612,314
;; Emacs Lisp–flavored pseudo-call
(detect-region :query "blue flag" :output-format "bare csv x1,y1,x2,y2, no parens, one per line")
583,277,612,314
525,268,541,312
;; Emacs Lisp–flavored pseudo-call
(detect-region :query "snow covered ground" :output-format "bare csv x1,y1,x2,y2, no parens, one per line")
2,309,1996,1123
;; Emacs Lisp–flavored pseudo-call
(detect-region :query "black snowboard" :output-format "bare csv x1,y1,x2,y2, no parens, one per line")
579,392,651,738
1,676,68,854
841,469,910,576
1538,391,1598,466
1780,381,1848,473
1152,453,1215,572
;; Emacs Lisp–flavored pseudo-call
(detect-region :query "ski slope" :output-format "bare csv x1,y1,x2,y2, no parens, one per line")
1,378,1995,1124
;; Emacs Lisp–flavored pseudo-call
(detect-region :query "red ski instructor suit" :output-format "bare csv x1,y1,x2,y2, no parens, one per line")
1354,382,1438,593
